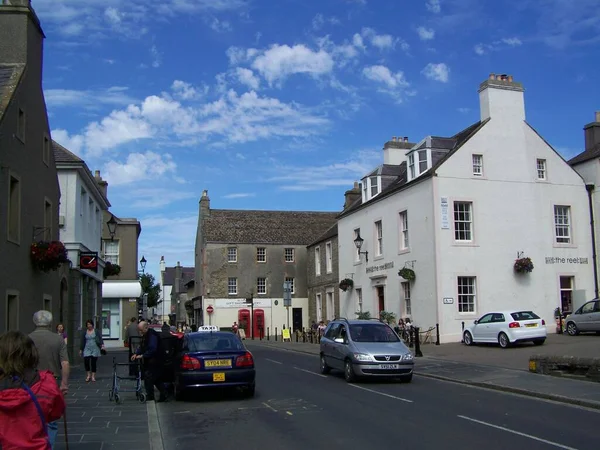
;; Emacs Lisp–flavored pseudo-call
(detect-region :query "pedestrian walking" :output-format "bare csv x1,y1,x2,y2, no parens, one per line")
56,324,67,345
0,331,66,450
124,317,139,348
29,310,70,449
79,319,105,383
131,321,167,402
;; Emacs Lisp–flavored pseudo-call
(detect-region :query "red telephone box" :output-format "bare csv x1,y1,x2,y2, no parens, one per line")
253,309,265,338
238,309,251,336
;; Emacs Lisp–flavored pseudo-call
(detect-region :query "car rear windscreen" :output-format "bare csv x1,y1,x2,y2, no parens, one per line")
510,311,540,321
186,333,245,352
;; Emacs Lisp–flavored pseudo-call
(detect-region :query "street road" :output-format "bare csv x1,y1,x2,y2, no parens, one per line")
157,345,599,450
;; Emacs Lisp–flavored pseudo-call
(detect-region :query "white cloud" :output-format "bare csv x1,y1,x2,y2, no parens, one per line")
126,188,197,208
52,130,85,156
316,35,360,67
311,13,340,30
210,18,232,32
45,87,137,109
235,68,260,90
457,107,470,113
103,151,177,186
171,80,209,101
426,0,441,14
150,45,162,68
421,63,449,82
362,65,411,103
352,33,366,50
223,193,256,199
474,37,522,55
361,27,408,51
250,44,334,86
417,26,435,41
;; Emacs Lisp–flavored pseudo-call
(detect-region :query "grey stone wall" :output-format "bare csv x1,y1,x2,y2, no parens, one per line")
307,235,340,324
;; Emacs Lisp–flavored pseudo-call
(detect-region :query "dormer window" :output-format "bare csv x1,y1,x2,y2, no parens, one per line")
361,176,381,202
407,149,431,181
370,176,379,197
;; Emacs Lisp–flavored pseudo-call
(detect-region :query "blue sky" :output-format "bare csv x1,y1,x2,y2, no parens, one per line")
37,0,600,279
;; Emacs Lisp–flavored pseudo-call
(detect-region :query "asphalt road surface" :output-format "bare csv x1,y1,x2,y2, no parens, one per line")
157,345,599,450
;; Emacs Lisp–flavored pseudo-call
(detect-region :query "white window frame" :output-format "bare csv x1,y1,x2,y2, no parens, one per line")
402,282,411,316
408,153,415,179
472,154,483,176
559,276,574,313
453,201,473,242
418,149,428,174
375,220,383,256
316,293,323,322
362,181,367,202
285,277,295,294
227,247,237,263
554,205,571,244
356,288,363,312
370,176,379,197
399,211,409,251
102,240,119,264
256,247,266,262
257,277,267,295
326,290,335,320
457,276,476,313
284,248,295,263
325,241,332,273
228,277,237,295
315,246,321,276
537,158,547,180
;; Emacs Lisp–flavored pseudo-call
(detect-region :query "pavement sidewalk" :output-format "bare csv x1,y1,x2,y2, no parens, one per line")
54,349,160,450
245,339,600,411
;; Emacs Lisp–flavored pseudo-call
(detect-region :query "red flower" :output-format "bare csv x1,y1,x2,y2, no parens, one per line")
30,241,69,272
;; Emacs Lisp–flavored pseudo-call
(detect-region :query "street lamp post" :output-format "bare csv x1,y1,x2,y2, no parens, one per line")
139,256,147,274
106,215,118,241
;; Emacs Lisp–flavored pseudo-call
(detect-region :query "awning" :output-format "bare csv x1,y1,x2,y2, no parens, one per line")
103,281,142,298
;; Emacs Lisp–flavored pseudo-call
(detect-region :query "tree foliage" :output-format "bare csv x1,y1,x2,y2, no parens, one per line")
139,273,161,308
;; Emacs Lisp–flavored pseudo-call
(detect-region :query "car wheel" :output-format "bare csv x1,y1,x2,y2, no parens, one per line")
399,374,413,383
498,332,510,348
533,339,545,346
463,331,473,346
566,322,579,336
344,359,356,383
320,354,331,374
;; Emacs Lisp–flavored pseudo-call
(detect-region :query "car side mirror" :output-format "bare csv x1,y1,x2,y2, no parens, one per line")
334,337,345,344
473,320,478,325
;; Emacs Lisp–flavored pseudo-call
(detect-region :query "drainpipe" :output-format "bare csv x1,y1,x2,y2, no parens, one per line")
586,184,599,298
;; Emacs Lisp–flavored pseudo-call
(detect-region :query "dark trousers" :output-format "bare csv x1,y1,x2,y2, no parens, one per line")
144,364,166,400
84,356,98,372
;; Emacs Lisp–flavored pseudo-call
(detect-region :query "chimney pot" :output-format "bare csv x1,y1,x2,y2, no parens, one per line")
595,111,600,122
489,73,495,80
404,136,408,142
507,75,513,82
94,170,100,177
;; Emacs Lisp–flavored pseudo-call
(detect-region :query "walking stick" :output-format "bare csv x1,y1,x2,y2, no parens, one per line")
63,409,69,450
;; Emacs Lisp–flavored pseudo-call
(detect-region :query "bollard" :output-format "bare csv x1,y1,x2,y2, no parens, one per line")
267,327,270,340
414,326,423,357
408,327,414,348
260,328,263,340
435,323,440,345
303,329,306,343
461,321,465,343
296,331,299,342
275,327,278,341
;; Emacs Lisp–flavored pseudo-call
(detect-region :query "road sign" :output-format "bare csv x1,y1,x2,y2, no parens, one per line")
206,305,214,314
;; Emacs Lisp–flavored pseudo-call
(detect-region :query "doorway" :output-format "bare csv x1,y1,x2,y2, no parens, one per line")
292,308,303,332
377,286,385,314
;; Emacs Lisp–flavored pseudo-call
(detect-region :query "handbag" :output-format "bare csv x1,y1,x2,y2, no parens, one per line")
100,348,107,356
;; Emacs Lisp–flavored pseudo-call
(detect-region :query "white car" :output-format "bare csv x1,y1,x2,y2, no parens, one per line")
463,310,547,348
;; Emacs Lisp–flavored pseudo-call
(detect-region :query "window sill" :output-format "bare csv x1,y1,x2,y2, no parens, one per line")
553,243,577,249
353,260,362,266
228,293,237,296
7,236,20,246
535,179,549,183
373,255,384,261
256,261,267,263
472,175,486,179
398,248,411,255
451,242,479,247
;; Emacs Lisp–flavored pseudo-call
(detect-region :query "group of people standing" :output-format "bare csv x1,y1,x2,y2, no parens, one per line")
0,311,106,449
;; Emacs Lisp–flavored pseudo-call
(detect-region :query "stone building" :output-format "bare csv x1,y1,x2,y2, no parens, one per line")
194,190,337,336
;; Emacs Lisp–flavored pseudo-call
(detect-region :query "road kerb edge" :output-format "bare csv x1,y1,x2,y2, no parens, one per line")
147,401,164,450
416,372,600,411
247,342,319,357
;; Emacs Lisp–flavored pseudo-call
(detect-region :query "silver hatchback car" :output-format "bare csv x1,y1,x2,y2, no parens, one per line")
319,318,414,383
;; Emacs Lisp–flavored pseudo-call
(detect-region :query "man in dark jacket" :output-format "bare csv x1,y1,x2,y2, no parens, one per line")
131,321,167,402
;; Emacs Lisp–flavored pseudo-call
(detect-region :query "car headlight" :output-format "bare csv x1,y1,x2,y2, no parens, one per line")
353,353,372,362
402,353,414,361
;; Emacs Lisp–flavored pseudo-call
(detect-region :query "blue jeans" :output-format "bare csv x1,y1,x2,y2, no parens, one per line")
48,420,58,447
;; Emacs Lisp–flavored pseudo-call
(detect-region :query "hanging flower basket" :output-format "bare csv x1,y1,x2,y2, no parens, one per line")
398,267,416,281
339,278,354,291
30,241,69,272
514,257,534,274
184,300,194,313
103,262,121,277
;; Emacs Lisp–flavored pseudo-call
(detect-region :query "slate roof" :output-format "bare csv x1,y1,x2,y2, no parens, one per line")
568,143,600,166
307,222,338,248
52,140,83,163
339,120,488,218
203,210,339,245
0,64,25,124
365,164,405,177
163,267,195,290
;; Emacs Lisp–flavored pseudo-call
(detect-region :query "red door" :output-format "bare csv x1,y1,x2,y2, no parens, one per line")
377,286,385,314
253,309,265,338
238,309,250,336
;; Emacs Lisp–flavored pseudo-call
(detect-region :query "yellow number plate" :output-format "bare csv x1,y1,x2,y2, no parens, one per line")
205,359,231,368
525,323,538,327
213,372,225,382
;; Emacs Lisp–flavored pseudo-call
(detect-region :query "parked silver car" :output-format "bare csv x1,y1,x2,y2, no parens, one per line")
319,318,414,383
564,299,600,335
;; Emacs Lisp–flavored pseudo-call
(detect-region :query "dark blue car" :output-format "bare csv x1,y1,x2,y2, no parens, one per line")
174,330,256,400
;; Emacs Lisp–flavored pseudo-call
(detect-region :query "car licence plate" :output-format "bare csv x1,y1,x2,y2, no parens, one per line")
525,323,538,327
213,372,225,382
378,364,400,369
205,359,231,368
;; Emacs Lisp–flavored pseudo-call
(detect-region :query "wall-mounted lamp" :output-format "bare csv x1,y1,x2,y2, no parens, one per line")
106,215,118,241
353,231,369,263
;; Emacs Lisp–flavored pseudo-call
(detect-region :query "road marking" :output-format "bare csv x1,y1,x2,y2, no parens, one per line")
457,415,578,450
293,367,327,378
286,411,293,416
262,402,278,412
265,358,283,365
348,384,413,403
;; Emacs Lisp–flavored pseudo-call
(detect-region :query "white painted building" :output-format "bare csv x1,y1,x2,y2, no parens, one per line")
337,73,596,343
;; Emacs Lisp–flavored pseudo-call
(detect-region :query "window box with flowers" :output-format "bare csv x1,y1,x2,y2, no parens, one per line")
339,278,354,291
103,262,121,277
30,241,69,272
514,257,534,274
398,267,416,282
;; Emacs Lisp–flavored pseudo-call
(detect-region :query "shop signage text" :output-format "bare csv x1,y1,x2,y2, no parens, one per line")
545,257,589,264
214,298,273,308
366,261,394,274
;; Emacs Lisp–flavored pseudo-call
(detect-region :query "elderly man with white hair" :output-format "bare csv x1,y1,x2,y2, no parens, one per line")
29,310,70,448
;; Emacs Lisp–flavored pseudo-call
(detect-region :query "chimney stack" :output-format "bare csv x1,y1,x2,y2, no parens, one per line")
404,136,408,142
344,182,361,209
94,170,108,199
478,72,525,122
159,256,165,273
199,189,210,218
584,111,600,152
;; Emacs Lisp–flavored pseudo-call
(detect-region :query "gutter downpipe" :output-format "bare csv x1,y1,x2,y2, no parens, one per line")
586,184,599,298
